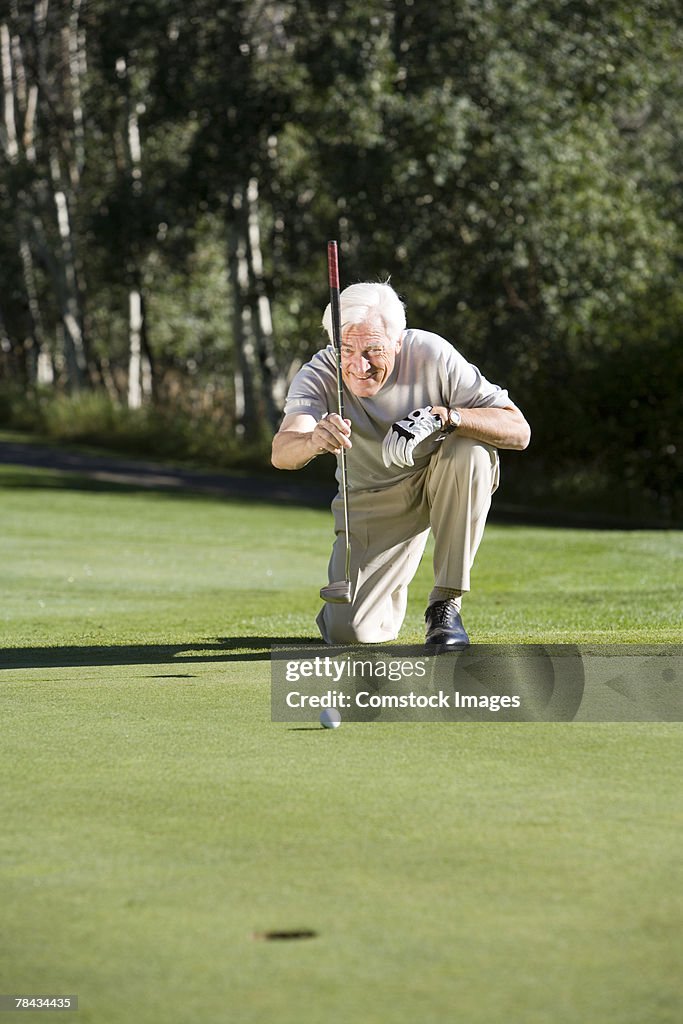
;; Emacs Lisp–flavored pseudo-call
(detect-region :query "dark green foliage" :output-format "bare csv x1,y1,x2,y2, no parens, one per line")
0,1,680,520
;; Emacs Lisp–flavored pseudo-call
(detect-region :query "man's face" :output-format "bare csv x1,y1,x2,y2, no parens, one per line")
339,318,402,398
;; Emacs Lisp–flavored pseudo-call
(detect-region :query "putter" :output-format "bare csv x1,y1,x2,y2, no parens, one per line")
320,240,352,605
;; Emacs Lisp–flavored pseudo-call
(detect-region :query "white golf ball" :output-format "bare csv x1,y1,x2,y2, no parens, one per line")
320,708,341,729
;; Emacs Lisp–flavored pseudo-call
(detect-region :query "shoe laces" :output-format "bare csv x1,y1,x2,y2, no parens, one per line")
426,600,458,626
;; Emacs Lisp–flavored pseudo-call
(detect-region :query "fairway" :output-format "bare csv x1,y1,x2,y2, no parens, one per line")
1,465,682,1024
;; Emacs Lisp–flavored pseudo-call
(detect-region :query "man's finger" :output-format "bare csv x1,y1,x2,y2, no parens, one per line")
325,424,352,450
327,413,351,436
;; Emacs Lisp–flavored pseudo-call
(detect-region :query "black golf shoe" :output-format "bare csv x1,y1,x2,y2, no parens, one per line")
424,600,470,648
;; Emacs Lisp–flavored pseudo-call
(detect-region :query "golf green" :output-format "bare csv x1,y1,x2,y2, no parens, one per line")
1,466,681,1023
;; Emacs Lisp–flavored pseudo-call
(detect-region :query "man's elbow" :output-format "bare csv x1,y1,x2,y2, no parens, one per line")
271,437,286,470
505,410,531,451
271,433,302,470
515,419,531,450
271,451,290,470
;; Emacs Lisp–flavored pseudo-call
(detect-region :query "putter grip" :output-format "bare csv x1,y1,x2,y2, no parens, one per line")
327,240,339,289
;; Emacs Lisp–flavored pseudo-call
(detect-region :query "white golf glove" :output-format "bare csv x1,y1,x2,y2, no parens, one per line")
381,407,443,468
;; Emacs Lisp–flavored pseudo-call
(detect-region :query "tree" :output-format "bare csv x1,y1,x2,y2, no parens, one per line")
1,0,92,389
0,0,680,519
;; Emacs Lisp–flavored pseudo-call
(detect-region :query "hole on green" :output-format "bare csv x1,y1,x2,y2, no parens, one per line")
253,929,318,941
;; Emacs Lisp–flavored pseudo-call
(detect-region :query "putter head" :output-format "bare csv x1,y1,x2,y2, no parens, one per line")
319,580,352,604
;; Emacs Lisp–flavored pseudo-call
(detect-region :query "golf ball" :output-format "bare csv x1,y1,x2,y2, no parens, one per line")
320,708,341,729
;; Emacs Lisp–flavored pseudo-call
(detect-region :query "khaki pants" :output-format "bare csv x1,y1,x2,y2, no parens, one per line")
316,435,499,644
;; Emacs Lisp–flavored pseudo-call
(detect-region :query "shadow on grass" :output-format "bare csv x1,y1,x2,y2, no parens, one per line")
0,444,334,508
0,635,317,672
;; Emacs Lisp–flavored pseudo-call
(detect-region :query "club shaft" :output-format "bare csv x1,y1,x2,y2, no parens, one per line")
327,241,351,582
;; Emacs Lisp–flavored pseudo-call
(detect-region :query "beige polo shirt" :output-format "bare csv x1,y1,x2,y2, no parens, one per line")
283,329,511,493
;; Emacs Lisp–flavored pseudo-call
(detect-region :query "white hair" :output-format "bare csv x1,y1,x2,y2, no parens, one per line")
322,281,406,345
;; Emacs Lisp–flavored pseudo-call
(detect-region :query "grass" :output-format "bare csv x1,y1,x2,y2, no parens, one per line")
0,462,682,1024
1,465,680,649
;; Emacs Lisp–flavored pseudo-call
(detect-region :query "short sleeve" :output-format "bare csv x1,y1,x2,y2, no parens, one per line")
441,344,510,409
282,347,336,420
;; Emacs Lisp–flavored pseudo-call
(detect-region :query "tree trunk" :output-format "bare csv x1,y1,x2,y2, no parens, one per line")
228,188,261,439
4,0,92,392
128,288,143,409
245,176,285,430
1,21,19,162
2,19,47,384
18,233,49,384
139,289,153,402
49,155,87,389
119,52,152,403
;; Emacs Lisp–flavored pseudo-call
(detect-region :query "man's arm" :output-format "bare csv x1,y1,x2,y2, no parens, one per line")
431,403,531,451
271,412,352,470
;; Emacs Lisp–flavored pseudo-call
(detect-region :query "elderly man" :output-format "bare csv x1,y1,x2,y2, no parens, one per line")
272,281,530,647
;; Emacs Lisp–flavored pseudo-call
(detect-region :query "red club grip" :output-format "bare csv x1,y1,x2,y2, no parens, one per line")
327,240,339,289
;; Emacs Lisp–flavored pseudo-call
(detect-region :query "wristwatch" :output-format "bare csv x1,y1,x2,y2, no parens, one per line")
443,408,461,433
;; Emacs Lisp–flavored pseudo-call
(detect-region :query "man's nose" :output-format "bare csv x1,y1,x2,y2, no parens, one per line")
348,353,371,373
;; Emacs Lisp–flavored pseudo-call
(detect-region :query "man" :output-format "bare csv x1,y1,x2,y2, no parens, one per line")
272,281,530,647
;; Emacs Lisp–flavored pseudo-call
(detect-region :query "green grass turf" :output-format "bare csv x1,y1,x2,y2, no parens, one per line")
0,464,682,1023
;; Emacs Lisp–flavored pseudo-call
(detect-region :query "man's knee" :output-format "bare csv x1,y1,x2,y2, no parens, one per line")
443,433,491,466
436,435,498,493
318,606,397,645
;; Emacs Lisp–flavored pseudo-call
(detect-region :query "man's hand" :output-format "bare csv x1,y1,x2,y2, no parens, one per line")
272,412,351,470
312,413,352,456
382,407,443,468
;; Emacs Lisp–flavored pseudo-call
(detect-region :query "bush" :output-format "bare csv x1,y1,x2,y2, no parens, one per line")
0,387,272,471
